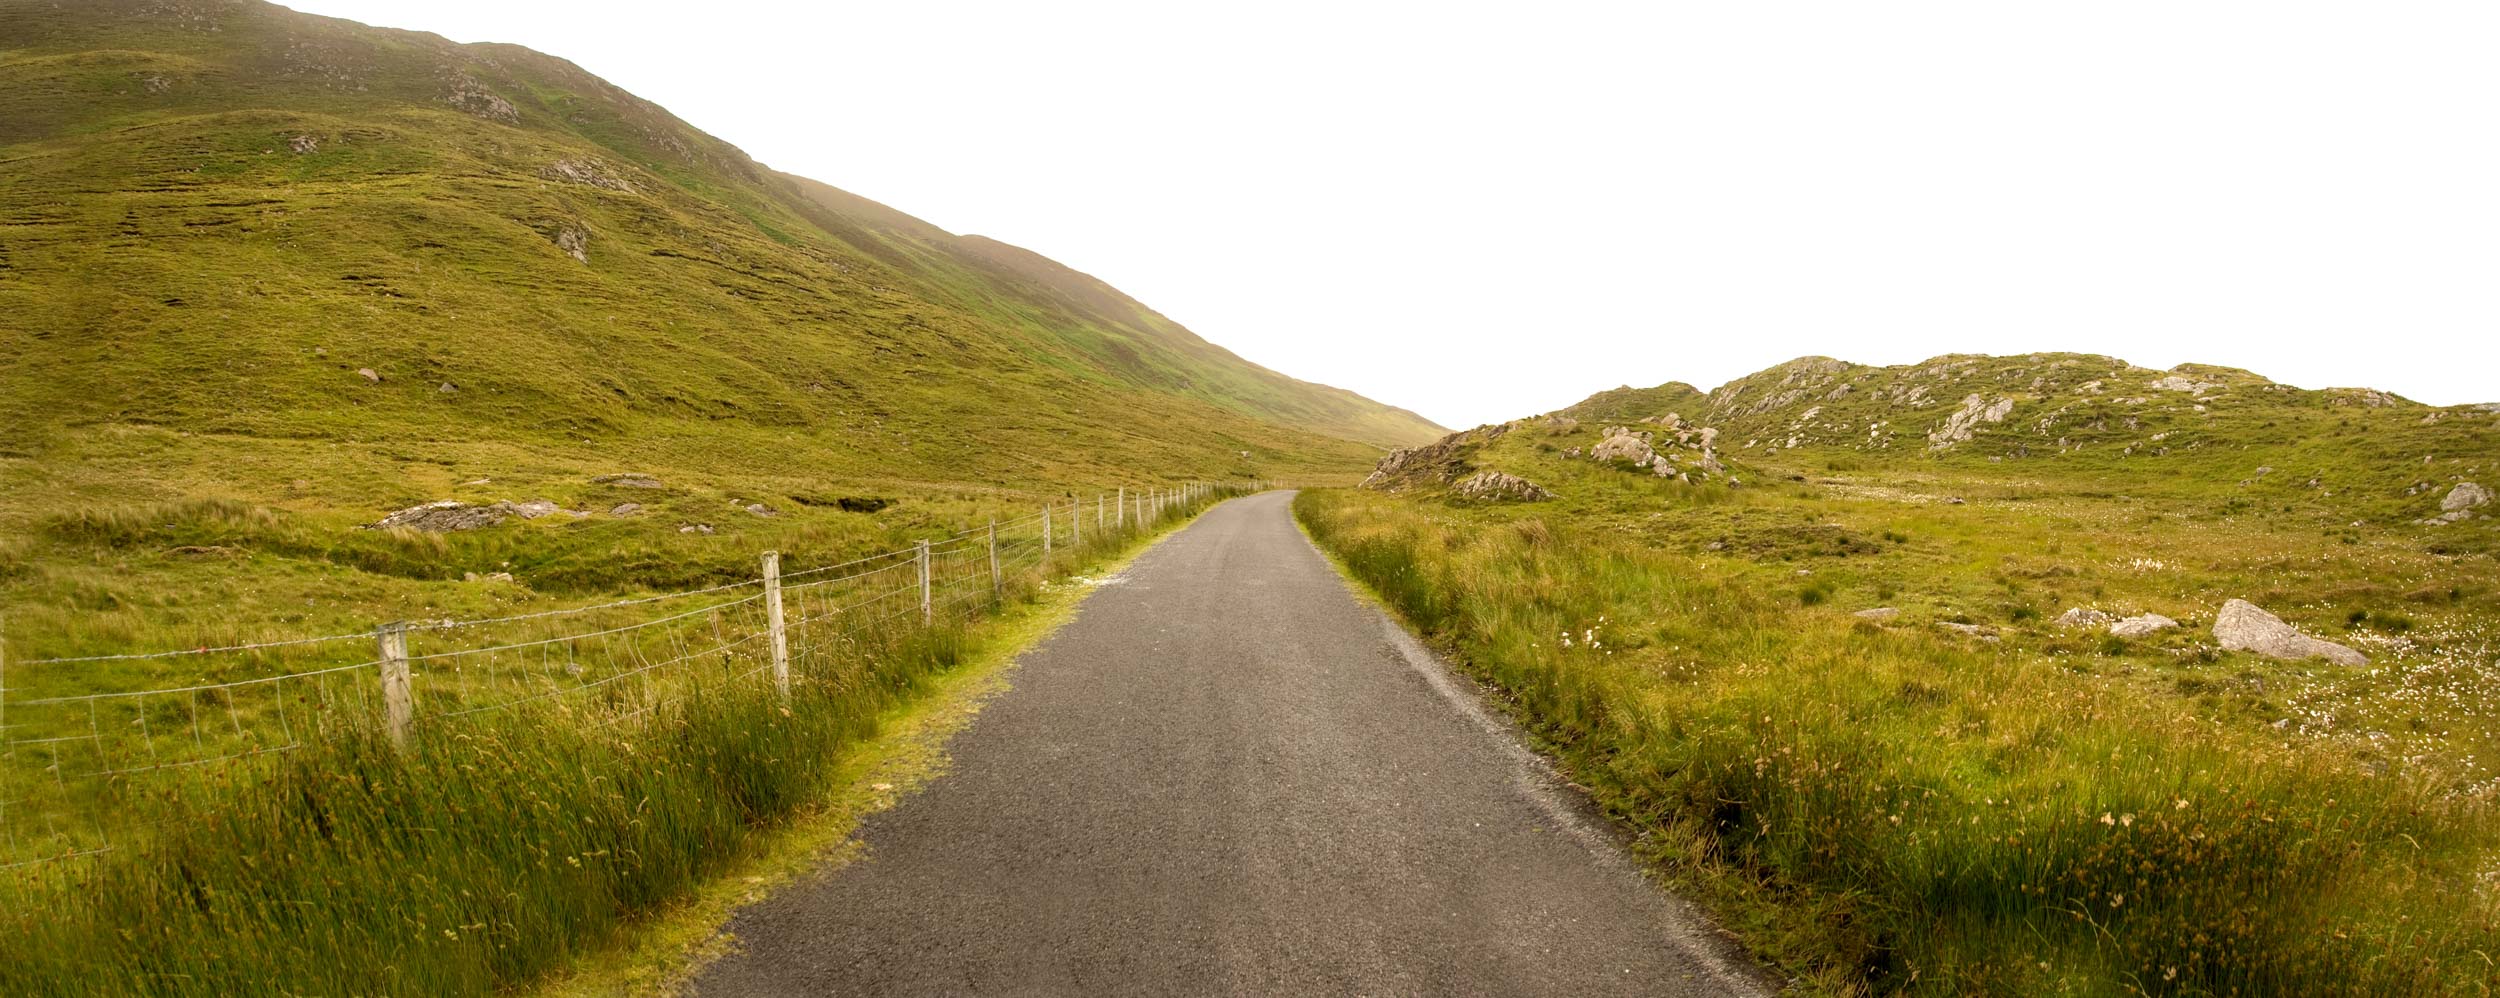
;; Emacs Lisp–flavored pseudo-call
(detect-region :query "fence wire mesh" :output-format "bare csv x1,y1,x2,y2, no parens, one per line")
0,482,1259,869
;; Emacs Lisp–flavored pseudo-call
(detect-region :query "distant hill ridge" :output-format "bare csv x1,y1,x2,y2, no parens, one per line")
1561,352,2494,461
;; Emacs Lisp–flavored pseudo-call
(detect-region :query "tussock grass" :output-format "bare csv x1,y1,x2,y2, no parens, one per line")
0,488,1238,996
1299,489,2499,994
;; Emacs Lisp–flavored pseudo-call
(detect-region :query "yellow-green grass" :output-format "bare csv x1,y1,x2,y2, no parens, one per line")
529,512,1176,997
0,486,1236,996
1298,424,2500,994
0,0,1427,698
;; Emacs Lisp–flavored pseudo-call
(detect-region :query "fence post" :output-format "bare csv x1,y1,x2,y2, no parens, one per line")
1116,487,1125,529
762,551,790,701
988,519,1001,601
916,539,932,626
377,622,412,750
1042,503,1052,556
1072,498,1082,548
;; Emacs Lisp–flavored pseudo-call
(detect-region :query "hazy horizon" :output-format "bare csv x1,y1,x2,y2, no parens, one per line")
284,1,2500,427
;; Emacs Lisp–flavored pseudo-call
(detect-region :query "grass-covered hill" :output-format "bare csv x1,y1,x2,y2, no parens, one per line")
0,0,1441,650
1314,353,2498,991
1549,352,2497,526
0,0,1443,492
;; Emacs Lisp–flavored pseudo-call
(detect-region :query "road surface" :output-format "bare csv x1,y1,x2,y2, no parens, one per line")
692,491,1767,997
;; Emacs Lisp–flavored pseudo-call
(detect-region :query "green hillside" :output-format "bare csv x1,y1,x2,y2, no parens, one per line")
1309,352,2499,992
0,0,1439,650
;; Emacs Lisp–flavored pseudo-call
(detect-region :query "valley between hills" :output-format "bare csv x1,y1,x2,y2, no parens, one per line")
3,2,2496,996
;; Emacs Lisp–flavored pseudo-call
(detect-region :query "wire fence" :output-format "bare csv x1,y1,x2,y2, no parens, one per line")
0,480,1266,870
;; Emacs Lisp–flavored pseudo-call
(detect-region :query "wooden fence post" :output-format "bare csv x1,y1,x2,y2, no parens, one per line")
1116,487,1125,529
377,622,412,750
0,613,9,752
762,550,790,701
988,520,1001,601
1072,498,1082,548
916,539,932,626
1042,503,1052,556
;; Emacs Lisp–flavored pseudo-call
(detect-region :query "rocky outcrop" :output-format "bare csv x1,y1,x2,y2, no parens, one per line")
539,158,637,193
1927,394,2015,450
1360,424,1512,491
2055,607,2114,629
2214,599,2365,666
552,223,591,263
445,79,520,123
1589,432,1655,466
594,473,665,489
374,498,563,532
2423,482,2490,525
1451,471,1550,502
2109,613,2178,638
2148,375,2221,394
1853,607,1899,620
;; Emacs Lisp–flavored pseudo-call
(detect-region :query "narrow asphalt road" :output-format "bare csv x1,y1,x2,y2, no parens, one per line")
693,491,1767,997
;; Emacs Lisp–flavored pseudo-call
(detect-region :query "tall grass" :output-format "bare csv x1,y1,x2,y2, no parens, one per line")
0,487,1241,995
1296,489,2499,994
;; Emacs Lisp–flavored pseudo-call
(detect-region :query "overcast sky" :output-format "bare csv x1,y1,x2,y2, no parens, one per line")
290,1,2497,428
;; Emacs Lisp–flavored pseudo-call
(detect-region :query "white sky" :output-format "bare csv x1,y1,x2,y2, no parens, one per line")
287,1,2499,428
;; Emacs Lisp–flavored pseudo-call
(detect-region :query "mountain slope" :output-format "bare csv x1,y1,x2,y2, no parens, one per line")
0,0,1440,499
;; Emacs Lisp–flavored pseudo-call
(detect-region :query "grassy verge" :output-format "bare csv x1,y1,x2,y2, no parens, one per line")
528,523,1175,997
0,492,1232,997
1295,488,2498,995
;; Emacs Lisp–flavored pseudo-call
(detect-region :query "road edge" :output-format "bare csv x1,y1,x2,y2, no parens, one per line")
528,503,1231,998
1284,493,1782,997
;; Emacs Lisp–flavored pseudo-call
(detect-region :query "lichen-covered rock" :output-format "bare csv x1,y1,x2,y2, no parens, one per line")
2055,607,2114,629
1589,431,1656,466
1853,607,1899,620
374,498,564,531
445,79,520,123
1361,424,1513,491
2213,599,2364,666
539,158,637,193
1926,394,2014,450
1451,470,1550,502
2109,613,2178,638
552,223,590,263
2421,481,2489,525
2148,375,2221,394
376,500,506,532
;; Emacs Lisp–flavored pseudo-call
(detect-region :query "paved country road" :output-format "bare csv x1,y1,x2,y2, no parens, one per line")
692,491,1769,997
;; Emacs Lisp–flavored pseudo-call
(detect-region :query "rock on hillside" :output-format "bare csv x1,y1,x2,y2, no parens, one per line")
2214,599,2365,666
2424,482,2490,525
1451,470,1550,502
375,498,566,532
1361,423,1517,493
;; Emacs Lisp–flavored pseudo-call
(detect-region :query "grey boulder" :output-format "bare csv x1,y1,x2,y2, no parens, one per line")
2213,599,2364,666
